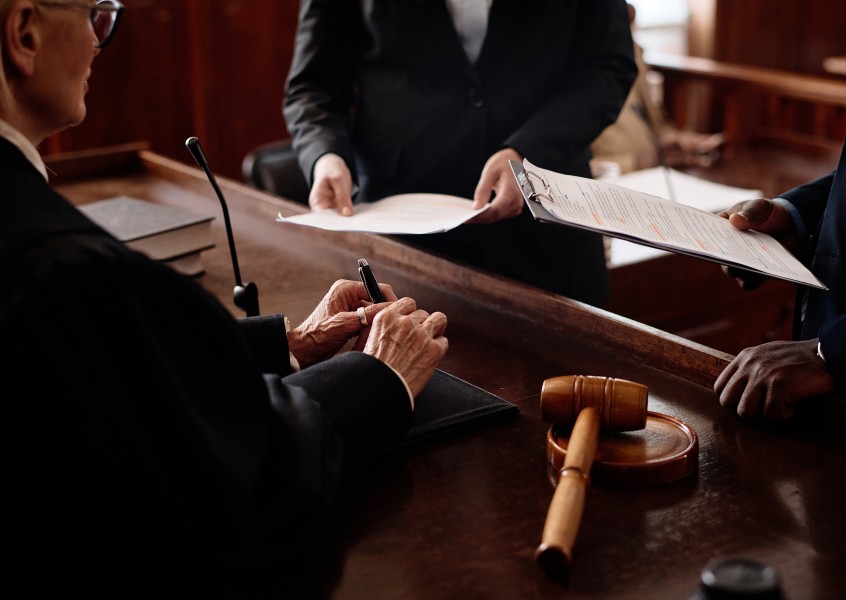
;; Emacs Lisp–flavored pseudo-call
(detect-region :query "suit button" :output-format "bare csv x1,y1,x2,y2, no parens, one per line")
467,87,484,107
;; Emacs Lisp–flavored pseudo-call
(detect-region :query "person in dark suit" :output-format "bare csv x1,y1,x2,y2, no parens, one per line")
0,0,447,591
284,0,637,305
714,138,845,420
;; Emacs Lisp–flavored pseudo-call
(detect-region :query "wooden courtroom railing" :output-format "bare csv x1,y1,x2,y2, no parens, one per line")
645,51,846,154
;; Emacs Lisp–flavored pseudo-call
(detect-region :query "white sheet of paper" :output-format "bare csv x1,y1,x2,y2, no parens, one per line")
607,168,763,266
518,159,825,289
277,193,487,234
614,166,762,213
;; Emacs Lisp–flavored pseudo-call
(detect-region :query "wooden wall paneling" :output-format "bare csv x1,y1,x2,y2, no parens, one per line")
713,0,846,76
46,1,195,163
795,1,846,75
686,0,716,59
43,1,844,180
184,0,300,179
714,0,801,70
47,0,301,181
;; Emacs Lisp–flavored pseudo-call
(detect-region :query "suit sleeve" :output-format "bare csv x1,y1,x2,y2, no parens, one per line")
819,314,846,394
503,0,637,169
281,351,412,457
284,0,363,186
779,172,834,245
238,314,292,376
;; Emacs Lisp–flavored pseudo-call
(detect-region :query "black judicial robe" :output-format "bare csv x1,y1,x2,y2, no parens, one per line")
0,138,410,588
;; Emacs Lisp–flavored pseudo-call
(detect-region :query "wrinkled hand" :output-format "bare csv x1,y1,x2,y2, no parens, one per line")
288,279,397,368
714,338,833,420
717,198,798,291
310,153,355,216
469,147,525,224
363,297,449,397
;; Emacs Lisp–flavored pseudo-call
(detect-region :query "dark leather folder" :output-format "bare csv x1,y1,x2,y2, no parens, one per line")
396,369,519,448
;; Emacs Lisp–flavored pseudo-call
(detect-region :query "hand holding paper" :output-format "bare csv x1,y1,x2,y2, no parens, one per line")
510,159,825,289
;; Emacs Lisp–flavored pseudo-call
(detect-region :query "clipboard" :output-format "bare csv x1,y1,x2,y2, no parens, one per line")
509,160,826,290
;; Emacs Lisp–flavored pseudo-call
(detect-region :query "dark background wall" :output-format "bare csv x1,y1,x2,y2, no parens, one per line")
45,0,845,182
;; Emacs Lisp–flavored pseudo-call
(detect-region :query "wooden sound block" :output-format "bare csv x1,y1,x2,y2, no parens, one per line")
546,411,698,487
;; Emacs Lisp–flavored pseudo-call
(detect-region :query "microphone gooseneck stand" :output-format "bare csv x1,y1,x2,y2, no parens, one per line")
630,104,678,203
185,136,260,316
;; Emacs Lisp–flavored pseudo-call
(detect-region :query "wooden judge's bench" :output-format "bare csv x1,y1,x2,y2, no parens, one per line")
46,145,846,599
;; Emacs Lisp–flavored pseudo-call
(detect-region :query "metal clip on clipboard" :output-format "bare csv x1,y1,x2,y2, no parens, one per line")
512,160,555,204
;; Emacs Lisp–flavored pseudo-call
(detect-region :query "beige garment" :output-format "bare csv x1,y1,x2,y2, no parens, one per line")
591,44,670,173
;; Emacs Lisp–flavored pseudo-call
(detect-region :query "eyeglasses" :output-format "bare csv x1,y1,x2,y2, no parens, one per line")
36,0,124,49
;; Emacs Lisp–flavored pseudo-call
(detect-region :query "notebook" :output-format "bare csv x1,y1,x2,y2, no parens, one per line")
395,369,520,449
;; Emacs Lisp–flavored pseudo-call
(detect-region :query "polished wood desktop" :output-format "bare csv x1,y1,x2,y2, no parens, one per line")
48,146,846,600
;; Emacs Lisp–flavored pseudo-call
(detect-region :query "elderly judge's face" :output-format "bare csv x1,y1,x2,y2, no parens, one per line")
0,0,102,140
29,0,100,131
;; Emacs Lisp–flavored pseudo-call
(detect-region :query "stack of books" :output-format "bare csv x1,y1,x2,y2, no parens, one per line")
79,196,216,276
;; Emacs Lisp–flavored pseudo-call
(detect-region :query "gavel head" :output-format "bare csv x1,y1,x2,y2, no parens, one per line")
540,375,648,432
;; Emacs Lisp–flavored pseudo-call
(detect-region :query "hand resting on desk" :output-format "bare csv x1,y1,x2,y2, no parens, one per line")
715,197,834,420
714,338,833,420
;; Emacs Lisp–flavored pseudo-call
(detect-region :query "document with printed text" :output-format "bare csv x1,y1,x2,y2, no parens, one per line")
511,159,825,289
277,193,487,234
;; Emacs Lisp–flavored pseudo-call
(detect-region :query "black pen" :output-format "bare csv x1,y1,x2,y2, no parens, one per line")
358,258,385,303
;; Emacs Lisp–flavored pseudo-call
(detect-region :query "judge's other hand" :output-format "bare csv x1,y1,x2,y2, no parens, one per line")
310,153,355,216
714,338,833,421
289,279,398,368
364,297,448,397
469,147,525,224
717,198,797,291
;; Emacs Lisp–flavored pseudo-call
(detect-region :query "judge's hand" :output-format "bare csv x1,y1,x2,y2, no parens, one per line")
288,279,397,368
469,147,525,224
363,297,449,397
714,338,833,421
717,198,798,291
310,153,355,216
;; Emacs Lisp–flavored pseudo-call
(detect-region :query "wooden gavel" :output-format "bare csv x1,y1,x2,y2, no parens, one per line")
535,375,648,577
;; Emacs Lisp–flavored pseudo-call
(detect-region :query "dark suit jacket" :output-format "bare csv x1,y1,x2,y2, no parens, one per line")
284,0,637,303
781,138,845,392
0,138,410,592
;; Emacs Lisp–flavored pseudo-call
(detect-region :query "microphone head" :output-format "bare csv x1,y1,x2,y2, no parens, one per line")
184,136,206,167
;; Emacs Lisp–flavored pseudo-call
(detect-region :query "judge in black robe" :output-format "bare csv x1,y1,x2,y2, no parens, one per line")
0,131,431,587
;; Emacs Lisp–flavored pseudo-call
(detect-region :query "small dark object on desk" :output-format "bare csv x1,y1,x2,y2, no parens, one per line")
690,557,783,600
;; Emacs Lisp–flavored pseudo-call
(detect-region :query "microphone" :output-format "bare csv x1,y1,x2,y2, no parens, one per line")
185,136,260,317
630,104,677,203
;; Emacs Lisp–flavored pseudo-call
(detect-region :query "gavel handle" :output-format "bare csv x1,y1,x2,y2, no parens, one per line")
535,407,601,577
